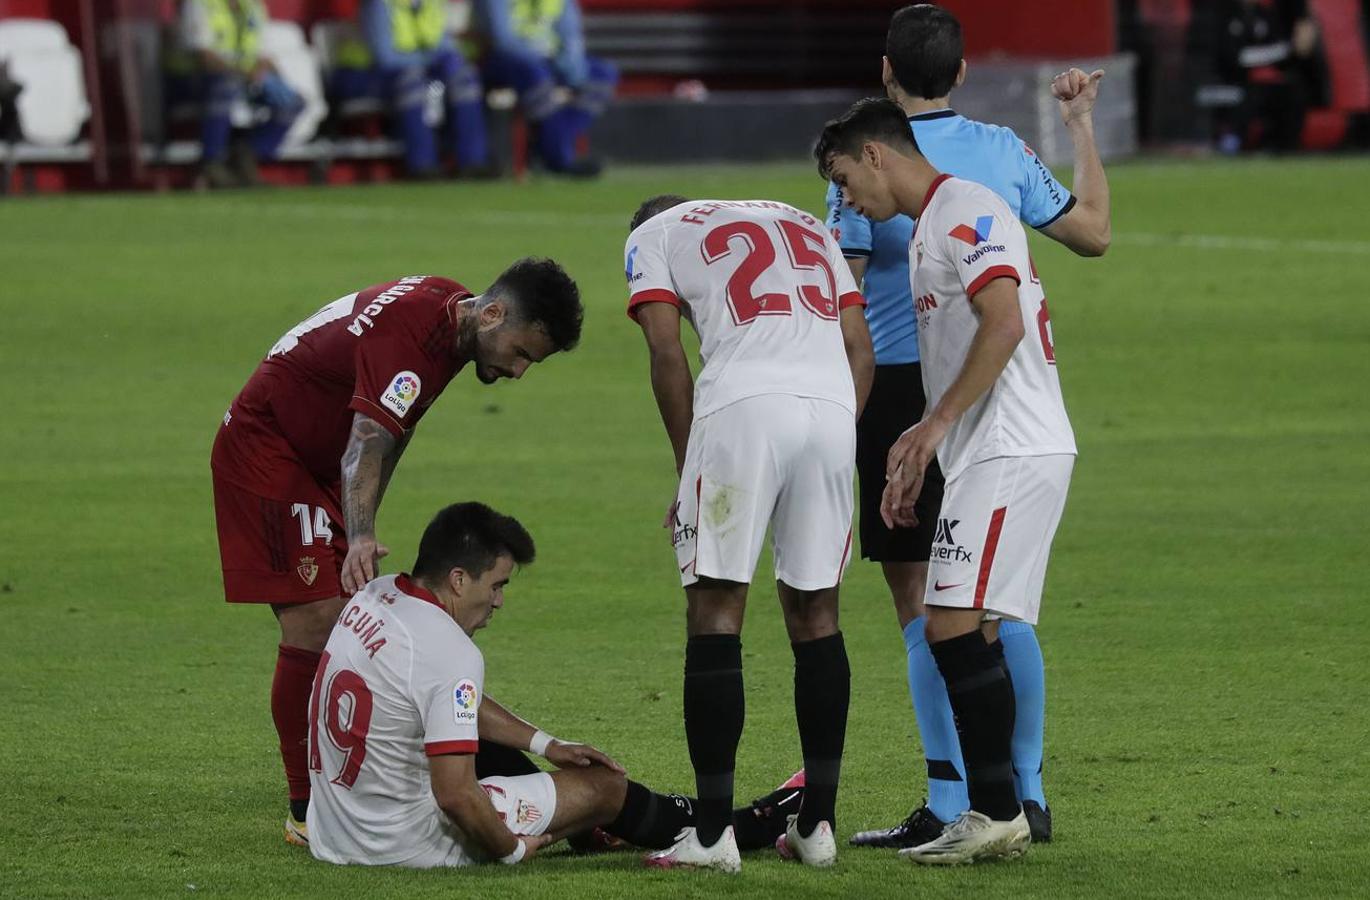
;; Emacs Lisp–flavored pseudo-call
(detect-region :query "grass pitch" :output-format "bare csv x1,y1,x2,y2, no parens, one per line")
2,157,1369,899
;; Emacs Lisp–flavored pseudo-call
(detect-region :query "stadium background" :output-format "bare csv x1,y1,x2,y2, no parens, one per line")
2,1,1368,898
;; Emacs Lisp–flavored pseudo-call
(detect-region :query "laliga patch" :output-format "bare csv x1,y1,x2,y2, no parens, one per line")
453,678,479,723
380,371,421,418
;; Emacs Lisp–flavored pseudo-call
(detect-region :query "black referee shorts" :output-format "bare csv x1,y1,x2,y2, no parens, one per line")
855,363,945,563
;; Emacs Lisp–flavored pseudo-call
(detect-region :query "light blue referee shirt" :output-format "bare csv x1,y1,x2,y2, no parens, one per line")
825,109,1077,365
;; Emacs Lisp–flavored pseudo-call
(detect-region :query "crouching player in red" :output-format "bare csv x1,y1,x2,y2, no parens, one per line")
307,502,751,866
210,261,583,844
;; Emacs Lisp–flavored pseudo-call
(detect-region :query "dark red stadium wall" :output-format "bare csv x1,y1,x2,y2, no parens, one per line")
578,0,1117,58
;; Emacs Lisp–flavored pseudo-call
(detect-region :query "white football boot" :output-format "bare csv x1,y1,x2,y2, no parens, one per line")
775,814,837,867
898,810,1030,865
643,826,741,874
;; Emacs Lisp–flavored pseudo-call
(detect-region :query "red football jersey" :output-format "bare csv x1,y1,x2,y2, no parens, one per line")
212,275,472,499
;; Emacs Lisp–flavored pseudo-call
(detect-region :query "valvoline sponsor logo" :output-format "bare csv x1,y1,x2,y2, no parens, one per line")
625,246,645,284
949,215,995,246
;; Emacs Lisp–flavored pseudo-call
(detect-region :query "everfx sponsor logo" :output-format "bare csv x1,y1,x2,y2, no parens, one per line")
930,517,974,564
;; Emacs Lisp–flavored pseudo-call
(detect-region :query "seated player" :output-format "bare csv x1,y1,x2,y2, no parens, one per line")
472,0,616,177
167,0,304,188
307,501,796,867
331,0,496,179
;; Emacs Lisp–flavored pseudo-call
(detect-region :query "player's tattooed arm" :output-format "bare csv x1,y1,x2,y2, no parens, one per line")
375,428,413,507
636,303,693,476
339,413,399,594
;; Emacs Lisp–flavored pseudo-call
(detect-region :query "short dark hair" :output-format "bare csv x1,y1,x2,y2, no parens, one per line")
412,502,536,581
814,97,921,179
488,258,583,351
886,4,963,100
630,194,690,232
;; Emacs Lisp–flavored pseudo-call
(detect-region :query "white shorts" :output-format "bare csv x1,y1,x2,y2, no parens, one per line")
673,394,856,591
923,454,1074,625
397,772,558,868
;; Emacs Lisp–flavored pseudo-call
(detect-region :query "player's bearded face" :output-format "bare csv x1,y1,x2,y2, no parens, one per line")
473,319,555,384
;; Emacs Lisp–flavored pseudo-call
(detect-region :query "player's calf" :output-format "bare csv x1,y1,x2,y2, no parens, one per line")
780,584,849,843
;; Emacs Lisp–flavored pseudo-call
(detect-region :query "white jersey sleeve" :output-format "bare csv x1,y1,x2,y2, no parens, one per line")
625,219,681,318
937,196,1024,301
413,638,484,756
825,225,863,301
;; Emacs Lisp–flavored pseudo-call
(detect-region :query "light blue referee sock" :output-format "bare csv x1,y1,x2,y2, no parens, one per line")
999,620,1047,808
902,616,969,823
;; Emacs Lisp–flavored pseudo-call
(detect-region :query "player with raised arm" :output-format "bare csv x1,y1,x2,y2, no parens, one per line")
816,98,1077,865
210,260,582,845
625,195,876,872
308,501,726,867
809,4,1108,848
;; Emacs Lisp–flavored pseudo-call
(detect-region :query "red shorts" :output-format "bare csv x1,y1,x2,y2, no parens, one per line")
212,471,348,605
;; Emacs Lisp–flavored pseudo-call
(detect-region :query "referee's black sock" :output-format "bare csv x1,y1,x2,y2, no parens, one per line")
683,633,744,847
792,632,850,836
929,630,1021,822
604,781,696,849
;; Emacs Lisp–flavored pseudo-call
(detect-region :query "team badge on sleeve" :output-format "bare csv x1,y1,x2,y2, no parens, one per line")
381,371,422,418
453,678,479,723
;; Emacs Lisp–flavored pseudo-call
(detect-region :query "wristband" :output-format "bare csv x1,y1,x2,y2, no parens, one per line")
499,838,527,865
529,730,555,757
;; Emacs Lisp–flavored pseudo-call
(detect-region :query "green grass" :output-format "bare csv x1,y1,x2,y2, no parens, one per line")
2,157,1369,899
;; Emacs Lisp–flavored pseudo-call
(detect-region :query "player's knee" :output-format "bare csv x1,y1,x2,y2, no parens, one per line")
882,561,928,621
778,585,839,641
685,583,746,635
923,607,980,644
590,767,628,820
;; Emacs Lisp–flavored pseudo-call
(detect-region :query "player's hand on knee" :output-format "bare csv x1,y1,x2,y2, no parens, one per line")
663,499,681,529
545,740,626,773
340,536,389,595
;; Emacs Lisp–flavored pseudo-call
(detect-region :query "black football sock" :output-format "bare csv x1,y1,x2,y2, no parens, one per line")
684,633,744,846
731,785,805,850
929,630,1020,822
474,738,541,778
289,798,308,823
792,632,850,836
604,781,696,849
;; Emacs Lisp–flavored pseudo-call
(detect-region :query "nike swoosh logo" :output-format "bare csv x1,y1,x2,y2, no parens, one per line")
933,582,965,592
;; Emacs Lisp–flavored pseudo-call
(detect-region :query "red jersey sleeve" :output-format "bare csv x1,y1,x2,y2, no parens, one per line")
348,278,459,436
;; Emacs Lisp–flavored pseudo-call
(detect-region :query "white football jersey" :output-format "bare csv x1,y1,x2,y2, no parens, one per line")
910,176,1077,480
625,199,866,419
307,574,485,866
